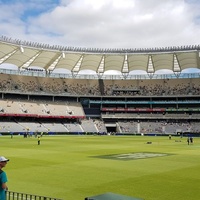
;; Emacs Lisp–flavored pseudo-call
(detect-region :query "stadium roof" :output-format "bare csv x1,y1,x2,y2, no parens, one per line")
0,36,200,75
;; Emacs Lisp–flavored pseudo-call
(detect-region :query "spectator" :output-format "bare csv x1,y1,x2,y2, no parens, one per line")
0,156,9,200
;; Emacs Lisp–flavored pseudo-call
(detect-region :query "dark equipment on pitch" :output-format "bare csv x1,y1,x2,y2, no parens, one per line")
85,192,144,200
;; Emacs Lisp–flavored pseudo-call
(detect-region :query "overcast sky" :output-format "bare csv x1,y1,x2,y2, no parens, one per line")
0,0,200,49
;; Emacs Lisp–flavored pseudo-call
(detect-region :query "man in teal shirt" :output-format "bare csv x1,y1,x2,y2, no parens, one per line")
0,156,9,200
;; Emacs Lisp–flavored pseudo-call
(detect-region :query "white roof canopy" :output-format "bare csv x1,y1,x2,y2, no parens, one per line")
0,36,200,75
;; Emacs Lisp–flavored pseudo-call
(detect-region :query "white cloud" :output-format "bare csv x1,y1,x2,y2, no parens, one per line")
0,0,200,49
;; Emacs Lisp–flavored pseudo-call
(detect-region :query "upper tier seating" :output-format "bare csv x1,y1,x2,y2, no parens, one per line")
0,73,199,96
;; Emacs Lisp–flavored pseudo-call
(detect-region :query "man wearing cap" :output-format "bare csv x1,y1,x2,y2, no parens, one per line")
0,156,9,200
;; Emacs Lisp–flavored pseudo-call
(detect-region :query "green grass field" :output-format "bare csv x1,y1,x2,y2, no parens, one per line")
1,135,200,200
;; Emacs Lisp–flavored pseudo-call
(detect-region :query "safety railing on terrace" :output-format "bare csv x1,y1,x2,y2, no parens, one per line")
1,68,200,80
6,191,62,200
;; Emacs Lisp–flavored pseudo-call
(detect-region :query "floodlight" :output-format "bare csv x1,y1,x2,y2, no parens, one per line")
62,52,65,58
20,45,24,53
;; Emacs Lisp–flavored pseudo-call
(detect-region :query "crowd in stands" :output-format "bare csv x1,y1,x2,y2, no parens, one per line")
0,73,200,135
118,121,138,133
101,112,199,119
118,120,200,134
104,79,200,96
0,73,200,96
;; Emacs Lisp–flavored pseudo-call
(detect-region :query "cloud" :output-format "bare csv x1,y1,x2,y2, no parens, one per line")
0,0,200,49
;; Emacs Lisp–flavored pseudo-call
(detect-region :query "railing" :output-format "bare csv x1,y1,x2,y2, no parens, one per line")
6,191,62,200
1,67,200,80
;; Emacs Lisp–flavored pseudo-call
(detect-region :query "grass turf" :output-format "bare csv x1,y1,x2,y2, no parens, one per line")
1,135,200,200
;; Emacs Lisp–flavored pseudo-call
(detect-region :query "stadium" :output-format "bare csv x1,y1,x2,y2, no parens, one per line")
1,35,200,200
0,36,200,136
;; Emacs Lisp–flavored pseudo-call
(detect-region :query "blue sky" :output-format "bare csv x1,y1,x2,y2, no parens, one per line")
0,0,200,74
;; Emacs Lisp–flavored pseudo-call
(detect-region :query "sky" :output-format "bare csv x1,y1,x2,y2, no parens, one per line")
0,0,200,74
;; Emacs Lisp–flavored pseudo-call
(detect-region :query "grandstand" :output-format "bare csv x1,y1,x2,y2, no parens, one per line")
0,36,200,136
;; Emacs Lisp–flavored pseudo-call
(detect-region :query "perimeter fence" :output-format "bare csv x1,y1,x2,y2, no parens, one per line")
6,191,62,200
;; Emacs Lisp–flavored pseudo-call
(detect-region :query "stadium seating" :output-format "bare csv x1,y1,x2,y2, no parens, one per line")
0,71,200,135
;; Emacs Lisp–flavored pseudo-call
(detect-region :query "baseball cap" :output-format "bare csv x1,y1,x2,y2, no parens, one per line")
0,156,9,162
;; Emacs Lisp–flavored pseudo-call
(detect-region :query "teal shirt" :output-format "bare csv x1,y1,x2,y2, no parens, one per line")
0,171,7,200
